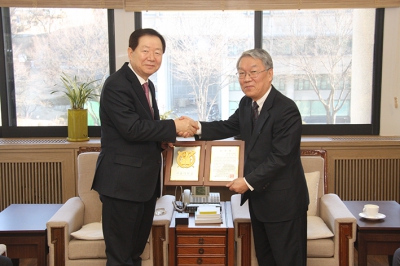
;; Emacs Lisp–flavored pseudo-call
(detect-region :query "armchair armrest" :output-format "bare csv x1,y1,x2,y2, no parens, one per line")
231,194,257,266
153,195,174,226
46,197,85,266
150,195,175,266
320,193,357,266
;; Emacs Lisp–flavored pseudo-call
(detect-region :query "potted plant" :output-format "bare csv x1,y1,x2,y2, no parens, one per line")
52,72,99,141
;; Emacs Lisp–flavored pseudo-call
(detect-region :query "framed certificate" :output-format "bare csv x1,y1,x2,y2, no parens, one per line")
204,140,244,186
164,141,206,186
164,140,244,187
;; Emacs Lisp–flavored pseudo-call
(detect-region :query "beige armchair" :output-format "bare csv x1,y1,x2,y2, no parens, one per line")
231,149,357,266
0,244,6,255
47,151,174,266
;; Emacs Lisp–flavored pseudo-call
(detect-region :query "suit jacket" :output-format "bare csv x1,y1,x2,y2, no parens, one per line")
197,86,309,222
92,62,177,202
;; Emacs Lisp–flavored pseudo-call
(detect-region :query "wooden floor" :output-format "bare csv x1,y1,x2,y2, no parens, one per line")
353,249,392,266
17,248,392,266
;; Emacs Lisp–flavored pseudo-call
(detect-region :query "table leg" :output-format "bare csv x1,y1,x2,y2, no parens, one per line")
358,233,368,266
389,255,393,266
38,238,47,266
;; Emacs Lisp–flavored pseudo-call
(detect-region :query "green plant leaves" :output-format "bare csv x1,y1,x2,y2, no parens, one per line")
51,72,99,109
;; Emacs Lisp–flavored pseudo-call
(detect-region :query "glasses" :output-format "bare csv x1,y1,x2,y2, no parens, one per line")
236,69,268,79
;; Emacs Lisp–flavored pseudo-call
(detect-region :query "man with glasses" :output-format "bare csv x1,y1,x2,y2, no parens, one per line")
192,48,308,265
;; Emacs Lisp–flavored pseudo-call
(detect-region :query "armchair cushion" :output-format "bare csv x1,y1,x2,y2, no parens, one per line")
0,244,6,255
69,239,106,260
305,171,320,216
307,239,335,258
71,222,103,240
307,216,333,239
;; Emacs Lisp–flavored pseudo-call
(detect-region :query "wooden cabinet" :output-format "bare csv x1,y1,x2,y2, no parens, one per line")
169,202,234,266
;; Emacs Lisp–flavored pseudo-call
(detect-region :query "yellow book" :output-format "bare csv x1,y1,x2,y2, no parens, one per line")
197,205,220,215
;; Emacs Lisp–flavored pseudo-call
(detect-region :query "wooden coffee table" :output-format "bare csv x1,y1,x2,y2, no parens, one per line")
344,201,400,266
0,204,63,266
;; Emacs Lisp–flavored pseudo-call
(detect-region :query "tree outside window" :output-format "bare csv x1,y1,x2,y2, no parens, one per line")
10,8,108,127
143,9,374,125
266,9,374,124
143,11,254,121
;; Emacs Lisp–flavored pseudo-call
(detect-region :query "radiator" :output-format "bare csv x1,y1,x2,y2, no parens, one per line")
335,158,400,202
0,161,63,211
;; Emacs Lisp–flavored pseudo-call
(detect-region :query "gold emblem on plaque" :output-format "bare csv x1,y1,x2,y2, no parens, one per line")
176,150,196,168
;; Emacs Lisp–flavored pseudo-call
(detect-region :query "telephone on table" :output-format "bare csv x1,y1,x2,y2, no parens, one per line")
173,186,221,213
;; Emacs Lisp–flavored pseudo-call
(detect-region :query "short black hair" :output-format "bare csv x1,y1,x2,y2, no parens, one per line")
129,28,166,53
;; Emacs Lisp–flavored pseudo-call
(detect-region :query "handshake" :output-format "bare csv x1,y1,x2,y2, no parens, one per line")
174,116,199,138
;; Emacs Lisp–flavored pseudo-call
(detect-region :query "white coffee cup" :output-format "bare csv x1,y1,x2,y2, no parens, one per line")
363,204,379,217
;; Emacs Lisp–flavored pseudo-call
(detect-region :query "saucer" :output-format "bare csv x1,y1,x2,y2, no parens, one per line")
359,212,386,220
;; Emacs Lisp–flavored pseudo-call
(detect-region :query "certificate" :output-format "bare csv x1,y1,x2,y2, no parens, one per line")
164,140,243,186
203,140,244,186
209,146,240,181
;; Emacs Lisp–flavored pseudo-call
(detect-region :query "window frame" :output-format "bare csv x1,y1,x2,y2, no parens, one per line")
0,8,115,138
263,9,382,135
0,8,383,137
139,9,383,135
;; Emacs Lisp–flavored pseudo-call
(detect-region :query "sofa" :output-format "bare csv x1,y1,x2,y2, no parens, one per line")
46,151,174,266
231,149,357,266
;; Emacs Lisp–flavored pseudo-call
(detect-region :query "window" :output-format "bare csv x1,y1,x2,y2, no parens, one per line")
141,9,382,134
0,7,112,137
0,8,382,137
265,9,374,125
142,11,255,120
229,75,241,91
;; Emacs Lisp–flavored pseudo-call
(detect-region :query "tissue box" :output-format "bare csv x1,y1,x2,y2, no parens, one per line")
175,212,189,225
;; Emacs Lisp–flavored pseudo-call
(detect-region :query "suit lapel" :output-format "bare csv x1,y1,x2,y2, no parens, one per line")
123,63,155,119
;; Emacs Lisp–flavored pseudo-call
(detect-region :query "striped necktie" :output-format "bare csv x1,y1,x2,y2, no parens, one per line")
142,82,154,118
252,101,259,132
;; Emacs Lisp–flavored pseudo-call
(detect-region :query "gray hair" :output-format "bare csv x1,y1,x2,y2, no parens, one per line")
236,48,273,70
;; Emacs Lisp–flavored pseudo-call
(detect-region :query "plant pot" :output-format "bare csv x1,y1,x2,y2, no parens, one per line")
67,109,89,142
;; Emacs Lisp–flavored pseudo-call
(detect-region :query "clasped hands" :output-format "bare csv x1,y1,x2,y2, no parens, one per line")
174,116,198,138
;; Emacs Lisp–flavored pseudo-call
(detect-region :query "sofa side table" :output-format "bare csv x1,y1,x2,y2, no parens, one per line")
344,201,400,266
0,204,63,266
168,201,234,266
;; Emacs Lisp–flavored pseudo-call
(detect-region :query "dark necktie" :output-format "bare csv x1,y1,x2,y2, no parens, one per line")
142,82,154,118
252,101,259,132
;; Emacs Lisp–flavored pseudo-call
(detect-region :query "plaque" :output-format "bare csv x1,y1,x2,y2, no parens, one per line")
170,146,201,181
164,141,205,186
164,139,244,187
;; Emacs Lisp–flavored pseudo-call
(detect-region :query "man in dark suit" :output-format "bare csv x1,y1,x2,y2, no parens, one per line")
194,48,309,265
0,256,12,266
394,248,400,266
92,28,197,266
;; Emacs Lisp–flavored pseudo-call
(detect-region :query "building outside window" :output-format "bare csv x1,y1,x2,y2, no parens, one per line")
143,11,255,121
143,9,375,125
0,8,381,137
